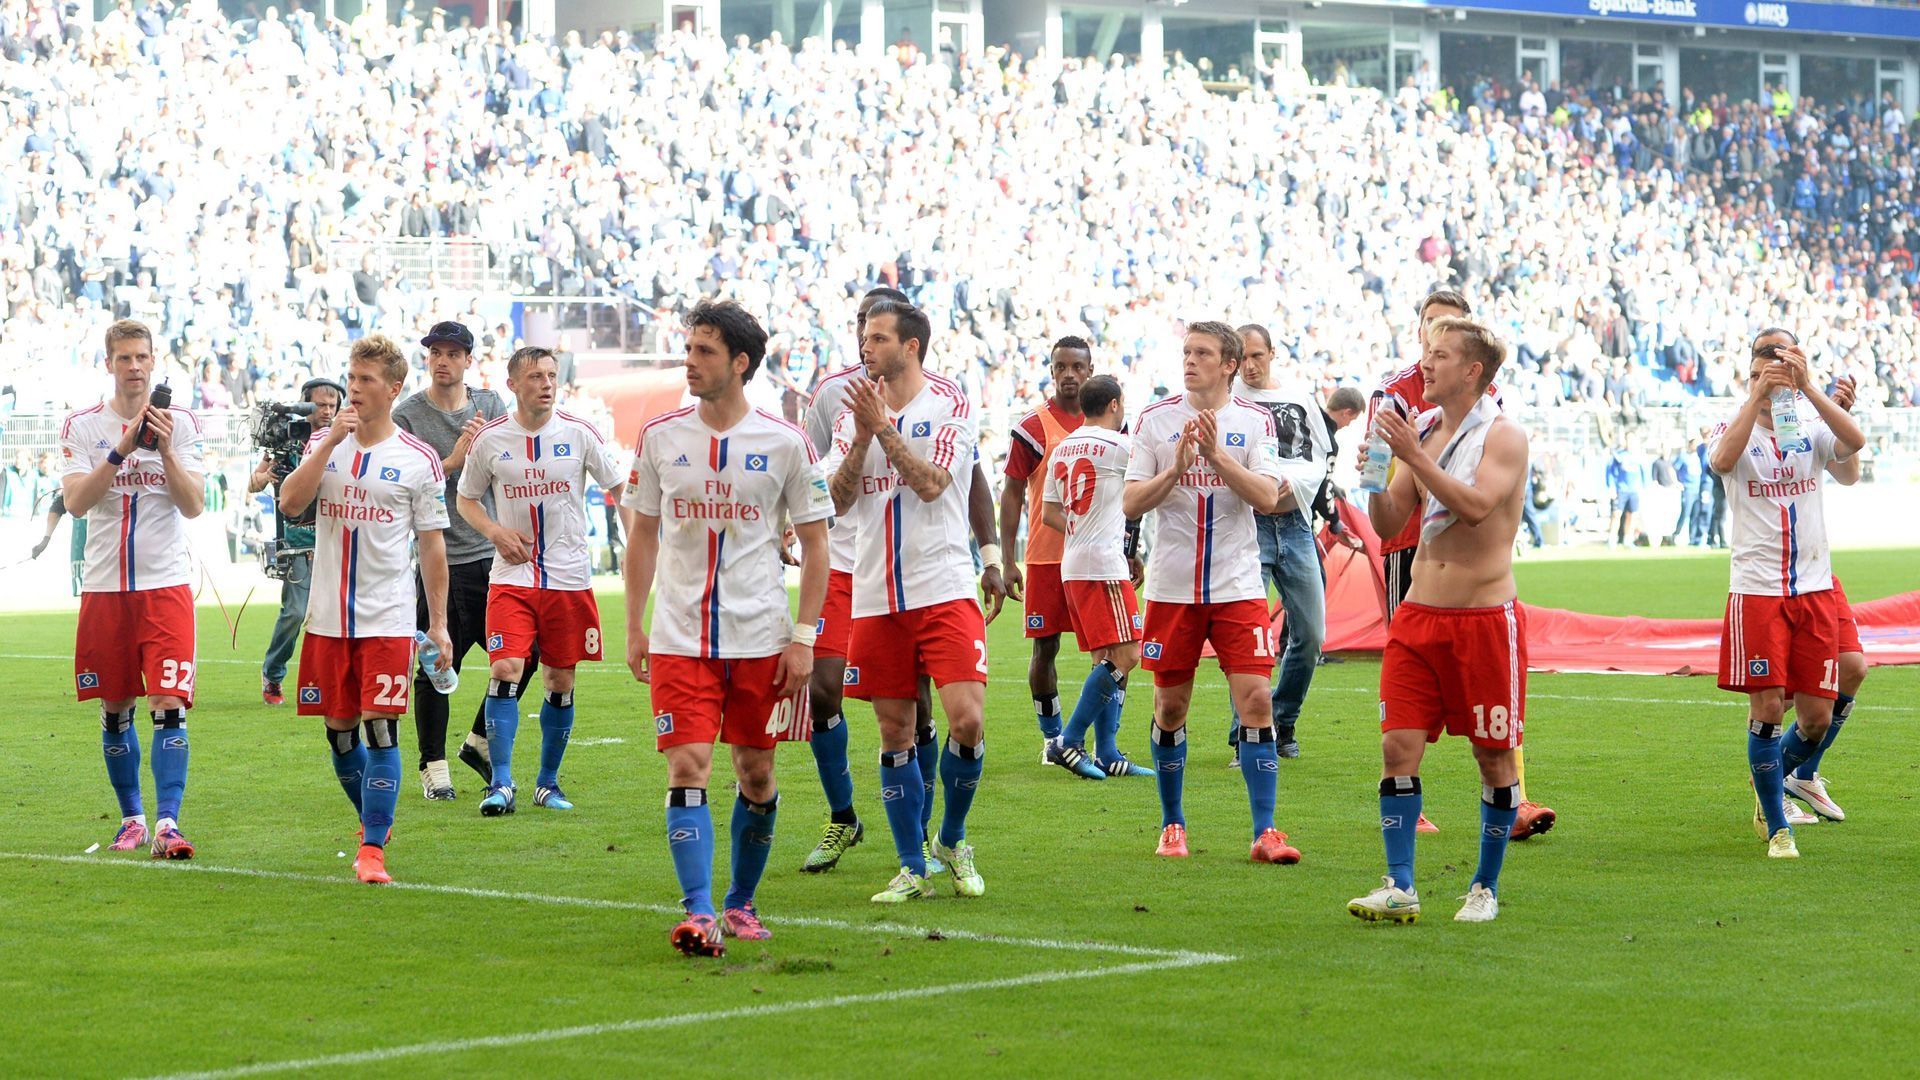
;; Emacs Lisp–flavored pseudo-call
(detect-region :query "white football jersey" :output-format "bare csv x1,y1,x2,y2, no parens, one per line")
804,364,864,574
304,429,450,639
1043,426,1131,583
1709,418,1841,598
624,406,833,658
824,373,978,618
1126,395,1284,605
458,411,624,591
59,400,207,593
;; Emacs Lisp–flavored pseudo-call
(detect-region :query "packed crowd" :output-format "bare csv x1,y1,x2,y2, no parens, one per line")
3,2,1919,447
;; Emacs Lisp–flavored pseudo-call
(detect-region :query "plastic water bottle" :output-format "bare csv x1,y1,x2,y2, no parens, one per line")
415,631,458,695
1771,388,1808,453
1358,417,1393,494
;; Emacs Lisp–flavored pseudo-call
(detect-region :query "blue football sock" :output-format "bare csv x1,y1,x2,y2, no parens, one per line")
666,788,716,917
1061,662,1118,749
1749,720,1789,835
1473,784,1521,895
483,680,520,790
1149,725,1187,827
535,690,573,790
724,792,779,911
1095,676,1126,764
1238,727,1279,837
809,714,855,816
101,707,143,819
915,731,937,837
327,726,368,814
360,724,401,848
1779,723,1819,779
1794,693,1851,780
877,748,928,875
1379,776,1421,891
937,738,984,849
150,710,189,823
1034,693,1062,740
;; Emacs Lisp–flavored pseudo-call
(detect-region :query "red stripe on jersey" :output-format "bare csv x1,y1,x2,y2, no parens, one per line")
883,500,900,614
62,403,106,440
1779,506,1792,595
698,528,720,657
338,527,353,638
557,410,607,443
396,431,446,481
637,406,697,454
753,409,819,464
807,364,865,406
118,493,131,590
1191,492,1207,606
1137,395,1186,424
926,373,972,418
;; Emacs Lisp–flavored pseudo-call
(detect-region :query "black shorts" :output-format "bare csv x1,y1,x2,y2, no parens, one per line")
1384,546,1417,621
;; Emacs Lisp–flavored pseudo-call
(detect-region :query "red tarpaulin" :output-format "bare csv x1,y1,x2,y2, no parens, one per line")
576,367,689,448
1308,501,1920,674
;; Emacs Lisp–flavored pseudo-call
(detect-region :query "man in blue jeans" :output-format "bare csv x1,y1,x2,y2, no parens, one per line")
1226,325,1335,760
252,378,341,704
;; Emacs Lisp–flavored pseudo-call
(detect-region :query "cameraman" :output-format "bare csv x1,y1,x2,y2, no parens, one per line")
250,378,342,705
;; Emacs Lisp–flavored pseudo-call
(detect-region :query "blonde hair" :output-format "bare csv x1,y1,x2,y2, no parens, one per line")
1428,317,1506,390
349,334,410,386
104,319,153,357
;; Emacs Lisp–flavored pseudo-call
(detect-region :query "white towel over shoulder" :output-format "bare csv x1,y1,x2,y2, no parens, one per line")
1417,395,1505,544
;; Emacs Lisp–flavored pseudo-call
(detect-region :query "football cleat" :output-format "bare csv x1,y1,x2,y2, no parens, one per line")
149,825,194,860
533,785,574,811
1038,739,1053,765
922,840,947,876
1785,773,1845,821
261,677,284,706
457,741,493,786
1276,733,1300,759
801,820,863,872
1098,754,1154,778
1249,828,1302,865
1767,828,1800,859
1454,883,1499,923
722,905,772,940
109,819,148,852
1348,875,1421,923
1783,799,1818,827
479,785,516,817
1511,801,1556,840
670,914,726,957
1415,814,1440,834
930,839,984,897
420,761,456,801
354,843,391,885
1155,823,1189,858
1049,741,1107,780
870,867,936,904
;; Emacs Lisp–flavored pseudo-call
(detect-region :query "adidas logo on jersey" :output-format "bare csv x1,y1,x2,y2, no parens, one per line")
554,443,572,457
671,454,691,467
499,450,513,460
76,671,100,690
379,466,401,482
655,714,674,735
325,462,338,471
94,439,110,450
745,453,768,472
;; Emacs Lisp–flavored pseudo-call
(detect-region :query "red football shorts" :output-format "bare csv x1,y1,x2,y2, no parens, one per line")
1139,598,1274,688
845,599,988,700
1064,578,1141,652
1834,576,1861,655
74,585,198,707
296,634,415,719
486,584,603,668
1719,589,1841,699
1380,600,1527,749
816,570,855,660
1023,562,1071,639
650,654,806,751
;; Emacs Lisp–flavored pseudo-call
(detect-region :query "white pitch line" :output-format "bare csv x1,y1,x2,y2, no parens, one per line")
134,953,1226,1080
0,852,1228,963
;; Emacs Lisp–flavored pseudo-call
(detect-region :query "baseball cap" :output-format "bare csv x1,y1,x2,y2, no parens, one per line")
421,321,475,352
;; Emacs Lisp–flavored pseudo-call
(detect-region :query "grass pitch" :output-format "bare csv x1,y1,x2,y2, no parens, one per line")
3,548,1916,1078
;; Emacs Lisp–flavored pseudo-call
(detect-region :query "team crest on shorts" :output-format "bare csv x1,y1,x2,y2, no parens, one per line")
1143,642,1163,659
1226,432,1246,447
379,466,401,482
815,618,826,634
844,667,861,685
299,686,322,705
1132,614,1144,630
488,633,505,651
655,713,674,735
76,671,99,690
1748,658,1771,677
1026,615,1045,630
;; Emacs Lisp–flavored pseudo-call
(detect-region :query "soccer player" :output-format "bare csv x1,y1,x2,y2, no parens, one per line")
393,320,534,800
278,335,455,885
1040,374,1145,780
1226,323,1333,763
60,319,206,858
1348,317,1531,924
623,300,831,957
457,346,625,816
1708,330,1864,857
1000,337,1097,764
1123,322,1298,864
826,300,990,903
1364,290,1556,839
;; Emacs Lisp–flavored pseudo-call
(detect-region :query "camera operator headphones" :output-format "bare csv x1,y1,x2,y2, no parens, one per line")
300,378,346,403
